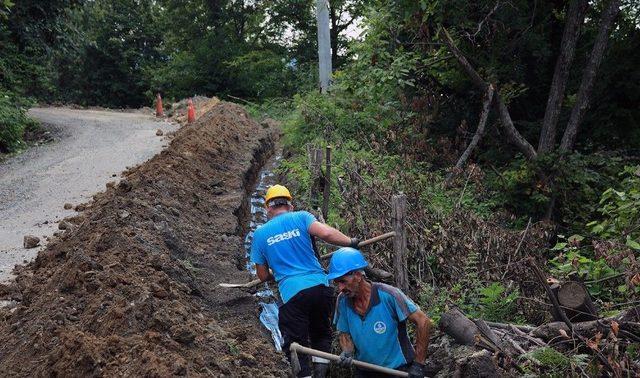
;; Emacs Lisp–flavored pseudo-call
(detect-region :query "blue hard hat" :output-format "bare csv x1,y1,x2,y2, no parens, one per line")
327,247,368,280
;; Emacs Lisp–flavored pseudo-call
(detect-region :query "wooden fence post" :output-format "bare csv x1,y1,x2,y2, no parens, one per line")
392,193,409,293
322,145,331,220
308,146,324,209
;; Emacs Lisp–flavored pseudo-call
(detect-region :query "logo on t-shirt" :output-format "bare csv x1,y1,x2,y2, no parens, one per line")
373,321,387,334
266,228,301,246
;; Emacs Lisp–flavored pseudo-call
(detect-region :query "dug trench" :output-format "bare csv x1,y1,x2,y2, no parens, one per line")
0,102,288,376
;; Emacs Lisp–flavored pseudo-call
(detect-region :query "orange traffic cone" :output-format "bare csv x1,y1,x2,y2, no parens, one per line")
155,93,164,117
187,98,195,123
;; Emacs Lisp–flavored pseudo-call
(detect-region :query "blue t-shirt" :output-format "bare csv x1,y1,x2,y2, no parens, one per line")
250,211,328,303
334,282,419,369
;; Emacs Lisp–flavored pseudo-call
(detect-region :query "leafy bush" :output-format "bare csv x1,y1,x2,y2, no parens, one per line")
0,92,37,153
549,165,640,303
490,153,625,227
589,165,640,245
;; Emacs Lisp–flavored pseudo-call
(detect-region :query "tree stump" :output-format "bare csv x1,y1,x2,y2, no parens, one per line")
557,281,598,322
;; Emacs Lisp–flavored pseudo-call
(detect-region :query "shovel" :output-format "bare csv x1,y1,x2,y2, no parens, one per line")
218,231,395,289
218,278,263,289
289,342,408,377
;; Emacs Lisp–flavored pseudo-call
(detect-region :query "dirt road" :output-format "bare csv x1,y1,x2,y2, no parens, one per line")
0,108,174,282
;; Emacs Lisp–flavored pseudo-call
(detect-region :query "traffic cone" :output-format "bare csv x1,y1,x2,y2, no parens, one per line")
187,98,195,123
155,93,164,117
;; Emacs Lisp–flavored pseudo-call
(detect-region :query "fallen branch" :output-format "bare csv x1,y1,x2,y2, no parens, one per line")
484,321,534,333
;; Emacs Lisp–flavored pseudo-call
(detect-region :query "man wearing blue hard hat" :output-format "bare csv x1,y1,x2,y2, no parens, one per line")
329,248,432,377
251,185,360,378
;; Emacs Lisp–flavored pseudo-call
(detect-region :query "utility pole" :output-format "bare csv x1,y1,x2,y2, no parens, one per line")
316,0,332,93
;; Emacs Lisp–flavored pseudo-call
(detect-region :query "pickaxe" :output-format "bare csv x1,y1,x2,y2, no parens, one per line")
289,342,408,377
218,231,395,289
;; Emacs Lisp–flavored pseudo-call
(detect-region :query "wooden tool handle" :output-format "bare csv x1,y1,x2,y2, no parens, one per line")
320,231,395,261
358,231,396,247
218,278,262,288
290,342,408,377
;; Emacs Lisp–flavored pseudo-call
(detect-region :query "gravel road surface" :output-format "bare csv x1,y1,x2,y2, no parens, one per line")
0,107,174,282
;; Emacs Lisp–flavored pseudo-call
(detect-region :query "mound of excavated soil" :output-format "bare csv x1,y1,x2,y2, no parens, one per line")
169,96,221,125
0,102,287,377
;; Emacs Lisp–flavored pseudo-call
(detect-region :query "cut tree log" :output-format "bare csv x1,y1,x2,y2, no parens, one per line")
440,307,479,346
557,281,598,322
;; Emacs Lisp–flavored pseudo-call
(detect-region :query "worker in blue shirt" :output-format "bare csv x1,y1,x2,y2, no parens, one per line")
328,248,432,377
250,185,359,378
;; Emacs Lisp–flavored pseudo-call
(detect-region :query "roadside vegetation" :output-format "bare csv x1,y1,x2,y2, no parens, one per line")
1,0,639,374
248,1,640,374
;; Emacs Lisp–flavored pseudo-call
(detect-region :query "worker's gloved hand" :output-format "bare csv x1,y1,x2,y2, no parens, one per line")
349,237,360,249
337,351,353,367
407,361,426,378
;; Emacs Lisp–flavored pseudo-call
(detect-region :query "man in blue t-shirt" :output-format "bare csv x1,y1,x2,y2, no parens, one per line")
250,184,359,378
328,248,432,378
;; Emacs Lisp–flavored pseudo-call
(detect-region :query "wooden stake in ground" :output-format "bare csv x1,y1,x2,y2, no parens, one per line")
322,145,331,220
308,147,324,209
392,194,409,293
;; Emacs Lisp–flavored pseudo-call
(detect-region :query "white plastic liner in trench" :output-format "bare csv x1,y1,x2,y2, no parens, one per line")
243,156,285,351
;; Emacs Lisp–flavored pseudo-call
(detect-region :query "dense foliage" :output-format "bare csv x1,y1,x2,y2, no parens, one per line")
258,0,639,372
0,0,369,150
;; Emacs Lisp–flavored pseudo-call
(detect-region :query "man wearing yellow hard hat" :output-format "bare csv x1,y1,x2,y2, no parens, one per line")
250,184,359,378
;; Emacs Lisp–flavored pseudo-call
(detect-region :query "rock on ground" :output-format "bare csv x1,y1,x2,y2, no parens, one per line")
22,236,40,249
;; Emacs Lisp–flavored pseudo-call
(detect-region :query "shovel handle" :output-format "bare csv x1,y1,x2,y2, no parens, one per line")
320,231,395,261
289,342,408,377
218,278,262,288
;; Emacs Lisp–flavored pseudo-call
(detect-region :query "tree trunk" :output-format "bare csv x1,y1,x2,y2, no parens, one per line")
446,84,495,185
329,4,339,68
560,0,621,152
440,28,488,90
440,28,537,160
494,96,538,160
538,0,588,153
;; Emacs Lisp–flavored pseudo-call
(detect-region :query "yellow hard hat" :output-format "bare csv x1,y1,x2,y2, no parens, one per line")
265,184,292,205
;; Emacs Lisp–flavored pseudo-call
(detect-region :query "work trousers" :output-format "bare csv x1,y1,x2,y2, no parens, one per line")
279,284,335,377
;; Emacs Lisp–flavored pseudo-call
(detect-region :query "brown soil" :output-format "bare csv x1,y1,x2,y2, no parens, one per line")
0,102,287,377
169,96,221,125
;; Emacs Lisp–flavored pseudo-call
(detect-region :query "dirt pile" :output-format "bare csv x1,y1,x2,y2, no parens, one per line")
0,102,287,376
168,96,221,125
